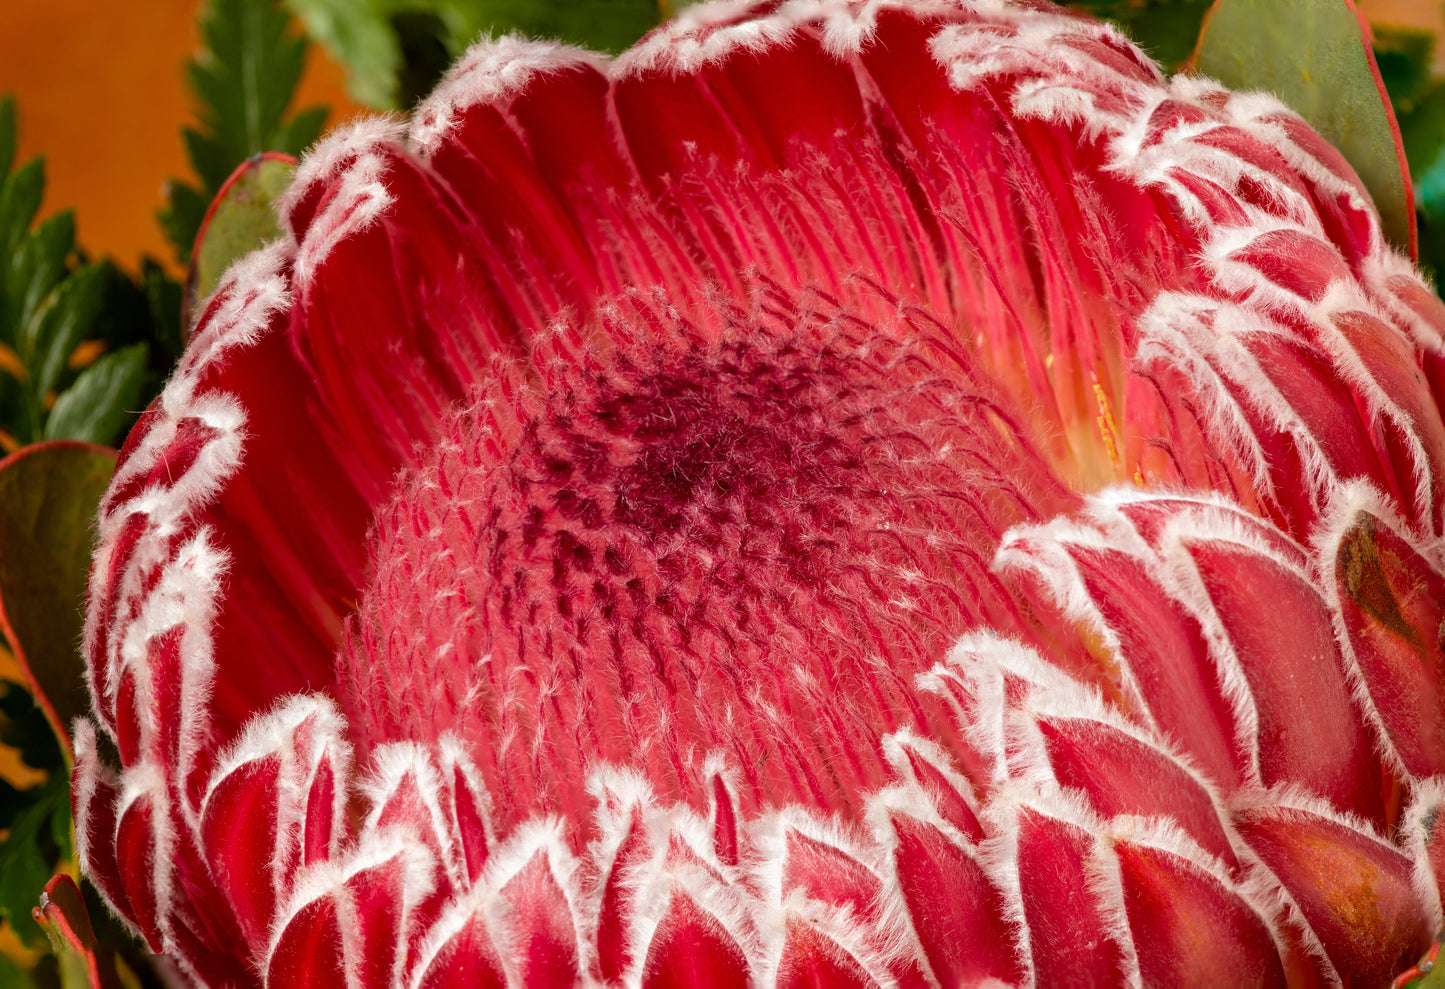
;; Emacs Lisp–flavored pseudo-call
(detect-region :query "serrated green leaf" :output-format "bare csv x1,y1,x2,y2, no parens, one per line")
1193,0,1415,255
2,208,80,445
163,0,332,261
190,0,309,152
0,96,15,184
43,346,148,446
24,263,103,401
0,774,69,947
0,103,172,450
77,260,184,420
0,443,116,748
284,0,401,107
0,157,44,268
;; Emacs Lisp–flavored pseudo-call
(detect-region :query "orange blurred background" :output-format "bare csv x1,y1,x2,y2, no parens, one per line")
0,0,362,275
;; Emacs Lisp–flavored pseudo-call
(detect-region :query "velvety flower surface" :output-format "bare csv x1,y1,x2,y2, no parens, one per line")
77,1,1445,985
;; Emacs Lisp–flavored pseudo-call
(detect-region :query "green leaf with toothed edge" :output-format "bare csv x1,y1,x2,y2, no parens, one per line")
284,0,400,107
1193,0,1415,255
159,0,328,264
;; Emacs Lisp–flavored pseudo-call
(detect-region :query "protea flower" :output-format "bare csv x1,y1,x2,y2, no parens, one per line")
74,1,1445,985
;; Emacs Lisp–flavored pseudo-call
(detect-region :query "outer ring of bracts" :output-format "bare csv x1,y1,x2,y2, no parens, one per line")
76,1,1445,985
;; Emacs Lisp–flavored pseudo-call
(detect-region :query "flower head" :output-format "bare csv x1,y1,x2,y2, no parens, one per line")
78,1,1445,986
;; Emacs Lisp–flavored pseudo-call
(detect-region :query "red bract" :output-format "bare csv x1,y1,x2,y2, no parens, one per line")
77,1,1445,985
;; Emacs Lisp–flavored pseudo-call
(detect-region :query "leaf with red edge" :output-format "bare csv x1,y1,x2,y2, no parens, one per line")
1192,0,1418,257
1393,939,1445,989
185,153,297,328
0,441,116,757
32,873,116,989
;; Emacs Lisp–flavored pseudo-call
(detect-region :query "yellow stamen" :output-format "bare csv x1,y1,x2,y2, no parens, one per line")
1092,376,1122,473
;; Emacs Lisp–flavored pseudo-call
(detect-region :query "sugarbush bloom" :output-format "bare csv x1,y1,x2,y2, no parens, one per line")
76,1,1445,985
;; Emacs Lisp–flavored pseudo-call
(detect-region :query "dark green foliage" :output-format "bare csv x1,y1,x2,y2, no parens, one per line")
0,681,61,793
1373,27,1445,287
286,0,663,110
0,676,67,951
159,0,328,263
463,0,664,55
0,775,71,948
0,539,77,958
0,97,164,450
43,345,149,445
94,258,186,380
1373,26,1436,111
156,183,210,267
392,10,456,108
1069,0,1213,70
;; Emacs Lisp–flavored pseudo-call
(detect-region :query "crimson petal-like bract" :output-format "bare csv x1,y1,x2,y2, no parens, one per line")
77,2,1445,985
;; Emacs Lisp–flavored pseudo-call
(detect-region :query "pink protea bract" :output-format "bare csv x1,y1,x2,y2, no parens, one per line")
76,1,1445,985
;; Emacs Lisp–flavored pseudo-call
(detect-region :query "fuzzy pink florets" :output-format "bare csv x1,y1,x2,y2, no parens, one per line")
339,287,1082,833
